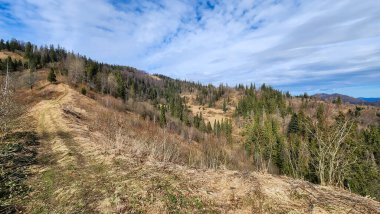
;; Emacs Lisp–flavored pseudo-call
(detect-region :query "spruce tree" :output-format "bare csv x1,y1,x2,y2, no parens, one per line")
47,68,57,83
207,121,212,133
287,113,299,135
159,105,167,128
223,99,227,113
336,96,342,106
25,42,33,59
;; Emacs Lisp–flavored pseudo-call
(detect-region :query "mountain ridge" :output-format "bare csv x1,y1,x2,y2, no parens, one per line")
1,38,380,213
313,93,380,106
18,80,380,213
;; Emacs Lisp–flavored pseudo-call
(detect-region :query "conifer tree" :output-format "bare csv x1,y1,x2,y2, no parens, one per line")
159,105,167,128
336,96,342,106
25,42,33,59
287,113,299,135
114,72,126,100
207,121,212,133
47,68,57,83
223,99,227,113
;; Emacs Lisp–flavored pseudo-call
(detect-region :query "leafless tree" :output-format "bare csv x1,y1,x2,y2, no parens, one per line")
107,73,117,96
0,62,20,139
65,54,84,84
98,71,109,94
304,117,355,186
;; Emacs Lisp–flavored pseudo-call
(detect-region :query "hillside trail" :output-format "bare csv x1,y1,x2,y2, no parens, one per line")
30,84,83,166
24,83,380,213
26,83,113,213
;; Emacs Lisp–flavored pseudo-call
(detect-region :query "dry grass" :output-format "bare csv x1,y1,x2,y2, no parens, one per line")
288,97,380,128
9,76,380,213
182,93,231,125
181,90,247,144
149,75,162,81
0,51,25,61
77,85,380,213
85,96,236,169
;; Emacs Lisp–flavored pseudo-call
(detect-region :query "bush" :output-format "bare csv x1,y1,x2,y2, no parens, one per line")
81,87,87,95
47,69,57,83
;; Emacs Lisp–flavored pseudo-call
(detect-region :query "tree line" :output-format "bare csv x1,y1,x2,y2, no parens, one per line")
238,85,380,199
1,38,230,141
3,38,379,200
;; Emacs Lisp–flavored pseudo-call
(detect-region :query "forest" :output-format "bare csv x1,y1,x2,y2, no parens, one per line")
1,38,380,201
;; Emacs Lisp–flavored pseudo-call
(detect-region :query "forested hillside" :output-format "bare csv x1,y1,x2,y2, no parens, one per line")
1,38,380,212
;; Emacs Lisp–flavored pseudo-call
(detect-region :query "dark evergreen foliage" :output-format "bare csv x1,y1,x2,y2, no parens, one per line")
47,68,57,83
2,38,380,200
235,84,288,118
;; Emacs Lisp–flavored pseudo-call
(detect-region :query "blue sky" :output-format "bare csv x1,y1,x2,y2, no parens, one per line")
1,0,380,97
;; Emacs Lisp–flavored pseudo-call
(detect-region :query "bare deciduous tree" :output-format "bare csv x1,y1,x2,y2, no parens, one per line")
65,54,84,84
0,62,20,139
107,73,117,96
98,71,109,94
305,116,355,186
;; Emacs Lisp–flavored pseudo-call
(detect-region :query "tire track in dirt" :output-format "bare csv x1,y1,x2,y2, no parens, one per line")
24,83,380,213
27,84,99,213
31,84,80,166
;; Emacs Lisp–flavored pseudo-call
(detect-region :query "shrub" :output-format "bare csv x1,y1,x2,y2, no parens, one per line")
47,69,57,83
81,87,87,95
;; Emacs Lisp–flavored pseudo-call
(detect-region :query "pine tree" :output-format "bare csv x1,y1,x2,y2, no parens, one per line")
207,121,212,133
223,99,227,113
216,121,221,137
114,72,126,100
25,42,33,59
159,105,167,128
225,119,233,143
287,113,298,135
47,68,57,83
336,96,342,106
316,103,325,124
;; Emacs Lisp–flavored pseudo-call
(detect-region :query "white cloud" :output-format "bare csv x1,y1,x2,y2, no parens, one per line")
1,0,380,96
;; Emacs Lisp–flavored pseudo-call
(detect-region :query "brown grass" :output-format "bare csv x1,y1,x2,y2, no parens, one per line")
0,51,25,61
289,97,380,128
85,95,239,169
10,73,380,213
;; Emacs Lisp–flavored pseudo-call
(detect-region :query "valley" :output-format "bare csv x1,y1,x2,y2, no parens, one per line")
0,39,380,213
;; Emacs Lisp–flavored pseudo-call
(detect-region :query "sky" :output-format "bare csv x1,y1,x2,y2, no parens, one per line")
0,0,380,97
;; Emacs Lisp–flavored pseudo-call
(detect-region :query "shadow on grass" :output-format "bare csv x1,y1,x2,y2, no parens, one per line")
56,130,72,140
0,131,39,213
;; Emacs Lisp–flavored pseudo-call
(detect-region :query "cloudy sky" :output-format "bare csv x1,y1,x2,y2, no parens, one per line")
1,0,379,97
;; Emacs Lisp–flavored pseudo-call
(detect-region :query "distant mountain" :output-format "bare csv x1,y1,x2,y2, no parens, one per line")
358,97,380,102
313,93,380,106
313,93,362,103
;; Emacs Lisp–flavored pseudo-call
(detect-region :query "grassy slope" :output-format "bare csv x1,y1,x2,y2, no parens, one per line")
0,51,24,61
12,80,379,213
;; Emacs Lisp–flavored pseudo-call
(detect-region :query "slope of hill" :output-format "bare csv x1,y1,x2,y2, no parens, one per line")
1,39,380,213
0,50,24,61
4,80,379,213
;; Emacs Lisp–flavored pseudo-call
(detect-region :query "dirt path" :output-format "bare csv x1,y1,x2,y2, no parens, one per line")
24,83,205,213
31,84,77,166
23,83,380,213
26,84,106,213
